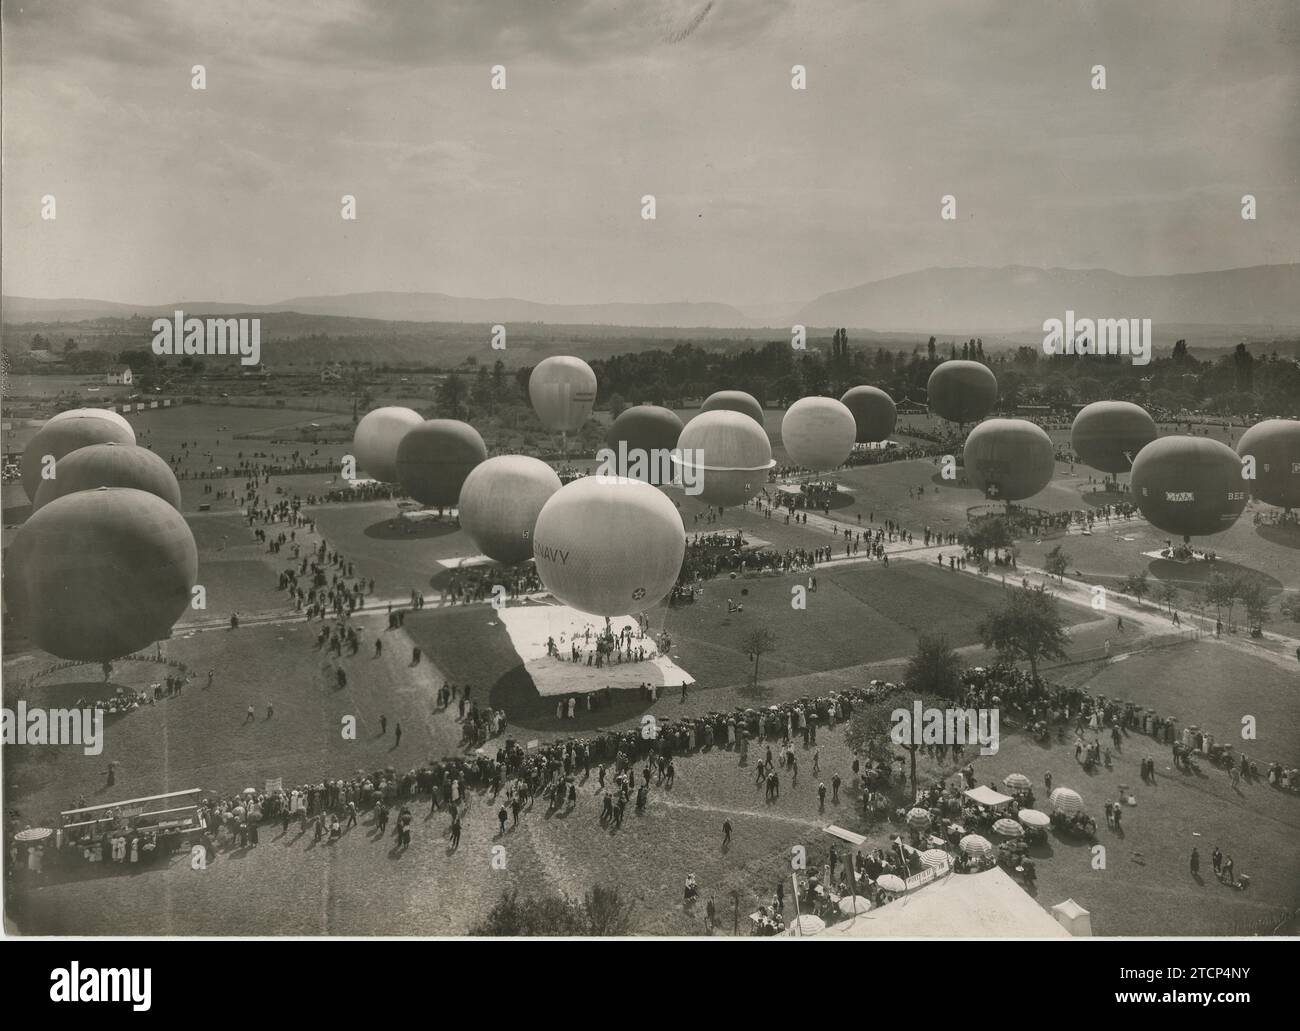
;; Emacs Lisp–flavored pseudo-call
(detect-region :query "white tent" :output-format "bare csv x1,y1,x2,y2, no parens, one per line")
963,785,1014,810
822,868,1070,939
1051,899,1093,936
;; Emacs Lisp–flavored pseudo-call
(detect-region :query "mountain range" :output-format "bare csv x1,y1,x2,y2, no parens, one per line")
5,263,1298,332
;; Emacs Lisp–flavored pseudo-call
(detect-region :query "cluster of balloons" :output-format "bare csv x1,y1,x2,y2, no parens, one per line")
1067,401,1300,539
9,409,196,661
350,357,687,617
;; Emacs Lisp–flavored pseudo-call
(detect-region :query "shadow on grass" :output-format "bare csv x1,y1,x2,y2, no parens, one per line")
1146,557,1283,593
363,517,459,542
1256,524,1300,550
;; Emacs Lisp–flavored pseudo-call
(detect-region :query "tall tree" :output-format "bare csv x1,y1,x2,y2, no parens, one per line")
976,586,1070,684
741,627,778,689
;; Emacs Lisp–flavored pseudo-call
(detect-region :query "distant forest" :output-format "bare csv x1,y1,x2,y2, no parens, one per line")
6,328,1300,418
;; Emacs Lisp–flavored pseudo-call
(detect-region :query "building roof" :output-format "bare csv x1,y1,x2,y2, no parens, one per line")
823,867,1071,939
108,364,132,373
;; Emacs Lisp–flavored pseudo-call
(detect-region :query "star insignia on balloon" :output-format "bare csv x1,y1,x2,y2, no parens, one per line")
632,587,646,600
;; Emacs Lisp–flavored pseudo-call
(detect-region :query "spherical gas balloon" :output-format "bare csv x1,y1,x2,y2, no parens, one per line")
605,405,683,470
3,487,198,661
962,419,1055,501
1236,419,1300,510
458,455,562,564
48,407,135,438
528,356,597,433
674,410,774,508
603,405,684,486
33,442,181,513
781,397,857,471
352,407,422,483
926,361,998,425
532,476,685,616
395,419,487,507
1131,436,1248,539
701,390,764,425
1070,401,1157,475
23,415,135,503
840,386,897,443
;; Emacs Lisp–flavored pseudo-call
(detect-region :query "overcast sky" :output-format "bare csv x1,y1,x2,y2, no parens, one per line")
3,0,1297,311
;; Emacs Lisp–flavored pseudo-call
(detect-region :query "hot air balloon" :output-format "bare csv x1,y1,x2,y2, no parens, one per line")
48,407,135,438
674,410,774,508
1070,401,1157,475
458,455,562,564
962,419,1055,501
532,477,685,616
33,442,181,512
395,419,487,508
701,390,764,425
840,385,897,443
22,415,135,503
1130,436,1248,541
3,487,198,661
1236,419,1300,510
352,407,423,483
528,356,597,434
781,397,857,471
926,361,998,426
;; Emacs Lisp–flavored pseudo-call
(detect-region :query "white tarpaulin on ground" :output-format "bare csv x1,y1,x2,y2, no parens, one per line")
824,825,867,847
1051,898,1093,936
964,786,1014,809
823,868,1071,939
498,604,694,696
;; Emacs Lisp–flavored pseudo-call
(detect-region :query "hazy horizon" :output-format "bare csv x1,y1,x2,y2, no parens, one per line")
4,0,1298,309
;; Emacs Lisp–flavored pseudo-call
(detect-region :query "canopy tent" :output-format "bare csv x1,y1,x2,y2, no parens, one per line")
822,868,1071,939
1051,898,1093,937
963,786,1014,810
786,914,826,937
959,834,994,858
1049,787,1085,815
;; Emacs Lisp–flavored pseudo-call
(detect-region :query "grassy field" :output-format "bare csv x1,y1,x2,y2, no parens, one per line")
4,397,1297,937
8,693,1297,936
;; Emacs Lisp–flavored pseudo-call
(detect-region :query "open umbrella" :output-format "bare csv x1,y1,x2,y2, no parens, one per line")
960,834,994,858
920,848,949,870
838,895,872,915
1003,773,1032,792
787,914,826,936
877,874,907,893
14,827,53,842
1050,787,1084,815
242,787,256,796
993,818,1024,838
1018,808,1050,828
906,807,932,829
